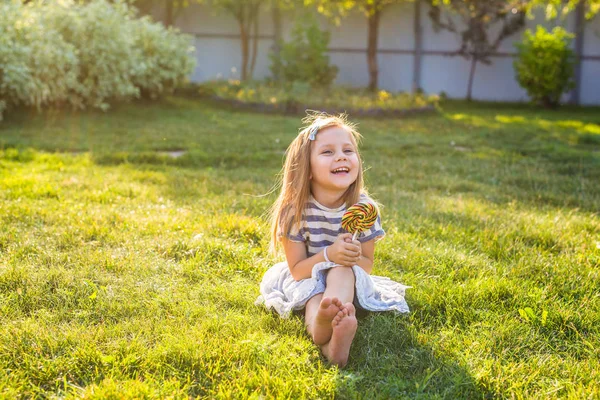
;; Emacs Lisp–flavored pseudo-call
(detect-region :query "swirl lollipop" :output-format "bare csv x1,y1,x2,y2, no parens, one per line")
342,202,378,241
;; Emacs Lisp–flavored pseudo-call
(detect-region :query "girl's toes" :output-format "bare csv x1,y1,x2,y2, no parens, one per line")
332,316,340,327
320,297,332,309
343,303,356,316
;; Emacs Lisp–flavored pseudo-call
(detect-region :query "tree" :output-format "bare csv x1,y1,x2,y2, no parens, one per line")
309,0,413,91
209,0,265,81
529,0,599,20
133,0,193,27
362,0,403,91
427,0,528,101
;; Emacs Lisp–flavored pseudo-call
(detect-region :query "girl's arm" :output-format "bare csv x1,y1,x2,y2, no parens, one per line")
283,235,373,280
282,239,323,281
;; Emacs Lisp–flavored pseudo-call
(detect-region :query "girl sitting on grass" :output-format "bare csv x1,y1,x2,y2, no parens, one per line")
257,113,409,367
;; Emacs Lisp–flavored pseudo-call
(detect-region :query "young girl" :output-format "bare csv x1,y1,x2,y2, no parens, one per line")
257,113,409,367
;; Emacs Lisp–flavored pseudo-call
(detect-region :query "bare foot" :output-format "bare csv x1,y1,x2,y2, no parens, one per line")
323,303,357,367
311,297,343,345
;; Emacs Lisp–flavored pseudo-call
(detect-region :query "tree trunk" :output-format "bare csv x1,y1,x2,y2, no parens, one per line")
367,8,381,92
570,0,585,105
272,5,283,81
239,21,249,81
467,57,477,101
412,0,423,94
542,95,559,109
165,0,174,27
249,10,260,79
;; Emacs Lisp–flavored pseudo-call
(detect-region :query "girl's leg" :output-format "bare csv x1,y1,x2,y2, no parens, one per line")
304,267,357,367
319,266,358,367
305,294,343,345
320,303,357,367
322,266,355,304
305,266,356,345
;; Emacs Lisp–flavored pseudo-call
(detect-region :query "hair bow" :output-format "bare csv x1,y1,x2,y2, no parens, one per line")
308,126,319,141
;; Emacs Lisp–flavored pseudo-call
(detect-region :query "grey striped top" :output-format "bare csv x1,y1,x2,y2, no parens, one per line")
284,194,385,257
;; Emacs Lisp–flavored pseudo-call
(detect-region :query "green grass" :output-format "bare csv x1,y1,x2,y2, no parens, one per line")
1,97,599,399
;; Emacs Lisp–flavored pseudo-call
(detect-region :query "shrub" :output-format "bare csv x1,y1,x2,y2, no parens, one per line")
514,26,575,108
0,2,79,111
130,17,197,99
41,0,142,110
0,0,195,120
269,13,338,87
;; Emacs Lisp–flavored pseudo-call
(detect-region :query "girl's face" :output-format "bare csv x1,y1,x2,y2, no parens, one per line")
309,126,359,196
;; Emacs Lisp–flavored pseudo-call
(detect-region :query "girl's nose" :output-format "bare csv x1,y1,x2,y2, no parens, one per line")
336,152,347,161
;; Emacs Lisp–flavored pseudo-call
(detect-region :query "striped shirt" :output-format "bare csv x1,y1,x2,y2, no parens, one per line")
283,194,385,257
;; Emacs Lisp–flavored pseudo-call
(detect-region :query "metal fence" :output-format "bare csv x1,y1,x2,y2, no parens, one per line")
152,1,600,105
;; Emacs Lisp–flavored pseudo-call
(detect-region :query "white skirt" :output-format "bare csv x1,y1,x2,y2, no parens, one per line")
256,261,410,318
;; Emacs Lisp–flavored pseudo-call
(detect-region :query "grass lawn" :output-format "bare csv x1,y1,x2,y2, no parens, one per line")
1,97,599,399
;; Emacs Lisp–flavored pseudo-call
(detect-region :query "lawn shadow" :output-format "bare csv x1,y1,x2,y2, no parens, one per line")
3,97,598,217
365,105,600,214
335,312,496,399
91,148,284,171
258,305,496,398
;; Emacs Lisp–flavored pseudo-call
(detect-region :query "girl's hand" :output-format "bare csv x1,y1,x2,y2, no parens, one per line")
328,233,361,267
346,237,362,258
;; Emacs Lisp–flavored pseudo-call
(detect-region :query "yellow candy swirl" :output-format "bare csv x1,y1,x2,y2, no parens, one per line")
342,202,378,237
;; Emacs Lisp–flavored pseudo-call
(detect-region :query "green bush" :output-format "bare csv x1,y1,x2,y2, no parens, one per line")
514,26,575,108
0,2,79,112
130,17,197,99
0,0,195,120
269,13,338,87
42,0,142,110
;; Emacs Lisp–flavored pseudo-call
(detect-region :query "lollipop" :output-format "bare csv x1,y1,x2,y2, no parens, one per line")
342,202,378,241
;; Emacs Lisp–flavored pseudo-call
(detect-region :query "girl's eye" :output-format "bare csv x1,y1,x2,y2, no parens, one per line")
322,150,333,155
344,149,354,154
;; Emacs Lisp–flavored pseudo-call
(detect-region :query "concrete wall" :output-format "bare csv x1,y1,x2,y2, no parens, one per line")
154,2,600,105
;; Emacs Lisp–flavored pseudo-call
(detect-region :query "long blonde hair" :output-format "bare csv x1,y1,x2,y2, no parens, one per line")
270,112,367,250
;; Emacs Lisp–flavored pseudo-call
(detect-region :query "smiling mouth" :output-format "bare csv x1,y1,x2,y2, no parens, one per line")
332,167,350,174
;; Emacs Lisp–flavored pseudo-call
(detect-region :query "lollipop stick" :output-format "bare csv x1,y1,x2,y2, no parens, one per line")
352,231,358,241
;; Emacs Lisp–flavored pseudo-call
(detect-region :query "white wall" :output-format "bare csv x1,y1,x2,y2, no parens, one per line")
152,2,600,105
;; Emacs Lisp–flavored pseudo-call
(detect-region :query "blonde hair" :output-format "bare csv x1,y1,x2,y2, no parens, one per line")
270,112,368,251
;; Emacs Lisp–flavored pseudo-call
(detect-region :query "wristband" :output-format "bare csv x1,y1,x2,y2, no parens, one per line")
323,246,331,263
